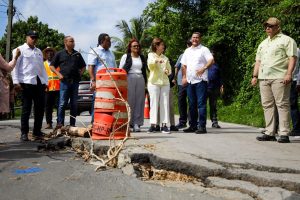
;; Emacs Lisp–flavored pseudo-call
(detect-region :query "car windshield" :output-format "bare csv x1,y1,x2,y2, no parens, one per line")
79,84,90,90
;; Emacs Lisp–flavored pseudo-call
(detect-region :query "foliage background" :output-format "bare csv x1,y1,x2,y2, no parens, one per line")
143,0,299,127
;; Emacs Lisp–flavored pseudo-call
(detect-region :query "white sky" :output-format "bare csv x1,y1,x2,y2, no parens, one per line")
0,0,156,60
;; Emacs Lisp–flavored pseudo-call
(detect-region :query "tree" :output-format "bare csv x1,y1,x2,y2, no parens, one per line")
112,16,152,61
0,16,65,58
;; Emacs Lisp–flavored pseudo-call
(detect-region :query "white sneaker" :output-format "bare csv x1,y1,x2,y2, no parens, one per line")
133,124,140,132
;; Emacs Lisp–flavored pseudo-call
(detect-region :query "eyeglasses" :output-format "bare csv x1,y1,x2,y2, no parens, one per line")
131,45,140,48
265,24,277,29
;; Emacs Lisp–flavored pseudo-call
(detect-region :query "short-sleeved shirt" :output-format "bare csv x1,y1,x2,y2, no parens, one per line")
256,33,297,79
87,46,116,75
181,44,213,84
174,54,183,85
50,49,86,82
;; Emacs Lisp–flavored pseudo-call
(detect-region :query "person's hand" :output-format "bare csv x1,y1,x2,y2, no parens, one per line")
90,81,96,91
182,77,188,86
58,73,64,80
220,85,224,95
164,68,169,75
172,78,177,85
196,67,206,77
251,77,258,86
14,84,22,93
14,48,21,60
283,74,292,85
297,84,300,93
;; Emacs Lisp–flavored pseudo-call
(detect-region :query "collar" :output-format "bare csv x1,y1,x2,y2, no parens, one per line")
24,43,36,50
190,44,202,50
268,32,283,41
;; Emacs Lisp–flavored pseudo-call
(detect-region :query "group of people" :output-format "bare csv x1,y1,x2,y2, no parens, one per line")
0,16,298,144
8,31,86,141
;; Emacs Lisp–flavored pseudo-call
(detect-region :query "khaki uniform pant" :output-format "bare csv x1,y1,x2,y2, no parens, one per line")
259,79,291,136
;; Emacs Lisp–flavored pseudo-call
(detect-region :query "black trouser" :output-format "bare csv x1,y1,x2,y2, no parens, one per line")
178,85,189,125
207,87,220,123
20,77,46,135
45,91,59,125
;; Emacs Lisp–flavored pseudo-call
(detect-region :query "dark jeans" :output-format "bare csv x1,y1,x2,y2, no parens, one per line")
45,91,59,125
177,85,189,125
57,81,79,126
20,77,46,135
290,81,300,131
207,87,220,123
187,81,207,128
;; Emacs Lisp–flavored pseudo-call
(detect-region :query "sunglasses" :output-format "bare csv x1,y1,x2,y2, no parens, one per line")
30,36,38,39
131,45,140,48
264,24,277,29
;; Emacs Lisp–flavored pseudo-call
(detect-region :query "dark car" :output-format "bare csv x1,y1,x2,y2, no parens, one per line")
77,81,93,115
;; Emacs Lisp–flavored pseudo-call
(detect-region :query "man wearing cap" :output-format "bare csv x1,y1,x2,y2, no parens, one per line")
12,30,48,141
50,36,86,127
251,17,298,143
43,47,59,129
87,33,116,123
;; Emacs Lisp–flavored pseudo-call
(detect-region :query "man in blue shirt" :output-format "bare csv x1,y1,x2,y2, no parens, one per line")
88,33,116,123
207,57,223,128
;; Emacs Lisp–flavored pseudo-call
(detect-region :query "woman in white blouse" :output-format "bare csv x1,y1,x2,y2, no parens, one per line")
147,38,172,133
119,39,148,132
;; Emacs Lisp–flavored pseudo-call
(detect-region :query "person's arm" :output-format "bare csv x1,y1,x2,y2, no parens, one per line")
251,60,260,86
0,49,20,72
283,56,297,85
88,65,96,91
181,64,187,86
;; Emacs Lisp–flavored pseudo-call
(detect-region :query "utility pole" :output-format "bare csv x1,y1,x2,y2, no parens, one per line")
5,0,14,61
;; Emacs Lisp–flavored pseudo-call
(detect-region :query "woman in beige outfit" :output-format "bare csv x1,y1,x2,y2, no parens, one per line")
0,50,20,114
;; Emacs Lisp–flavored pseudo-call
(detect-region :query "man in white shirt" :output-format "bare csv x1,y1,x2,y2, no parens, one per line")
12,30,48,141
181,32,214,134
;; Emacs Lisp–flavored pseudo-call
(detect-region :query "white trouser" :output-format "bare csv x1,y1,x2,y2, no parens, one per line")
148,83,170,125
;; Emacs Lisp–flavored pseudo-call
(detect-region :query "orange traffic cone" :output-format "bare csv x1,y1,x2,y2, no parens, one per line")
144,94,150,119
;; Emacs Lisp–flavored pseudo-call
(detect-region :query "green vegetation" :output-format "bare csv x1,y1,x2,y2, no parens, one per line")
141,0,299,127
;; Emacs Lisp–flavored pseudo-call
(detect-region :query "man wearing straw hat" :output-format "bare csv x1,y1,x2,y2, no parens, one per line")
43,47,59,129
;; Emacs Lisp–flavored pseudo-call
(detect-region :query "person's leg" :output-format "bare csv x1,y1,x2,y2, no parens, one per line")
160,85,170,133
186,83,197,129
160,85,170,124
289,81,300,133
196,81,208,129
169,87,175,126
20,84,33,139
33,80,45,135
210,87,220,127
259,80,276,136
57,81,69,126
69,82,79,126
148,83,159,125
134,74,145,127
272,79,291,136
177,85,188,126
45,91,55,126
